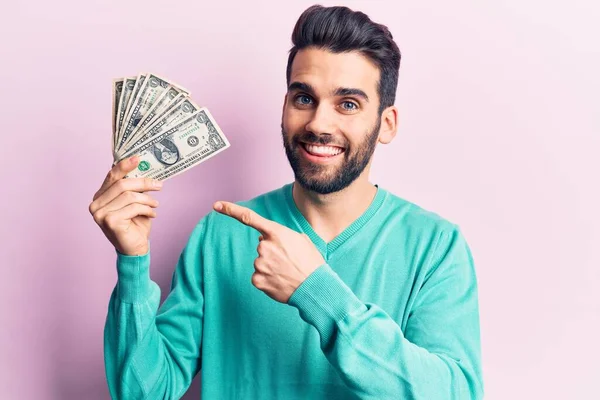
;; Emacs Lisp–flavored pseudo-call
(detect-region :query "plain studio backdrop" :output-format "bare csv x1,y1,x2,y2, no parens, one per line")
0,0,598,399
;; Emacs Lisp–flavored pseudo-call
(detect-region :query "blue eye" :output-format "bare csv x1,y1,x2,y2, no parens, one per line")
341,101,358,111
295,95,313,105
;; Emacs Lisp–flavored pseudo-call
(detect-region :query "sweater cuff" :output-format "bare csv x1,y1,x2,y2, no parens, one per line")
115,249,152,304
288,263,366,345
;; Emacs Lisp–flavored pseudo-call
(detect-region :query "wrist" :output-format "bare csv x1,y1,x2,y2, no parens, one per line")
116,241,150,257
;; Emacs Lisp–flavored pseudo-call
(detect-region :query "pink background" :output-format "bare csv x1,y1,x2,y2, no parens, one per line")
1,1,598,399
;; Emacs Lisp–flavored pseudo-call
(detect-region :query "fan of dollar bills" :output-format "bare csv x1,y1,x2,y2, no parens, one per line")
111,73,230,181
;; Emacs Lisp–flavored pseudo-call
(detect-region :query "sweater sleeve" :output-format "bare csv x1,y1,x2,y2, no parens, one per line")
287,227,484,399
103,220,206,399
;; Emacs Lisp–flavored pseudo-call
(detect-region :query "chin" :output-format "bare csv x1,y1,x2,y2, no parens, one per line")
295,169,356,195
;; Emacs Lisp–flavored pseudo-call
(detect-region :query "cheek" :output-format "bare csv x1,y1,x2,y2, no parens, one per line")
282,106,307,132
339,120,366,150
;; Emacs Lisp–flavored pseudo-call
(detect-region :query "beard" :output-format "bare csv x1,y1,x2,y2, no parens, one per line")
282,116,381,195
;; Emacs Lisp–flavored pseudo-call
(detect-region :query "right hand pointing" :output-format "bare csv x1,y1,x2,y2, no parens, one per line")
89,155,163,256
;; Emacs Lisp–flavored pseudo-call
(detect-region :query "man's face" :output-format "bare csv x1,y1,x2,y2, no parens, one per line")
161,150,178,164
282,47,382,195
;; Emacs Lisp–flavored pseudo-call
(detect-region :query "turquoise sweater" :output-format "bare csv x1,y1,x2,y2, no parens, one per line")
104,183,483,399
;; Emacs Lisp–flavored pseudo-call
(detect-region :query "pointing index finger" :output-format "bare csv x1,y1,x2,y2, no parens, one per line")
214,201,275,236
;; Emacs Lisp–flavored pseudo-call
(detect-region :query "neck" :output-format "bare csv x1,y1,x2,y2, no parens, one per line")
292,171,377,243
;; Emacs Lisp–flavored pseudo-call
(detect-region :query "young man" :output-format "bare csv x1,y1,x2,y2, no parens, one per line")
91,5,484,399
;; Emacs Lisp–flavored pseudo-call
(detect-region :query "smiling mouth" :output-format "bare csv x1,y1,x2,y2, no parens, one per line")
300,142,345,157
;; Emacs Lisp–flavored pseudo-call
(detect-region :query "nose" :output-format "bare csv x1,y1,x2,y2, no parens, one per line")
304,103,336,135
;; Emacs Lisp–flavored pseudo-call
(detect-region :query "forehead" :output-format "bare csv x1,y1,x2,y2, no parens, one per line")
289,47,380,97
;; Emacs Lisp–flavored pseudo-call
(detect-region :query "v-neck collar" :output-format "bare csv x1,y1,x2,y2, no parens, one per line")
284,182,386,259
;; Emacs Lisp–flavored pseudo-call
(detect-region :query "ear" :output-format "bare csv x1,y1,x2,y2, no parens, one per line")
378,105,398,144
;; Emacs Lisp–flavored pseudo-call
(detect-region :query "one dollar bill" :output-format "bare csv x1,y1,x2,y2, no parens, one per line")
112,78,124,148
120,95,200,157
121,86,187,151
124,108,230,181
115,76,137,143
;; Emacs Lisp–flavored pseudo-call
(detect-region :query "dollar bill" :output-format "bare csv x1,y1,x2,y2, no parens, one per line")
118,95,187,158
120,95,201,156
116,73,146,147
119,86,187,153
112,78,124,148
123,108,230,181
115,76,138,144
117,73,188,152
143,89,187,128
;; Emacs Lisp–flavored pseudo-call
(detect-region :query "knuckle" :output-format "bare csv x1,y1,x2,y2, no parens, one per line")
251,272,261,287
116,158,129,171
114,178,126,191
88,201,95,215
241,211,252,226
125,190,137,202
104,214,117,228
258,241,273,257
92,210,103,225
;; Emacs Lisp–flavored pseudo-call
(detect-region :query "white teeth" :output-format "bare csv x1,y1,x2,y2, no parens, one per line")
304,144,343,156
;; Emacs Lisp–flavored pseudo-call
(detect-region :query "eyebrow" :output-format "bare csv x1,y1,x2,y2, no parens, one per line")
334,87,369,102
288,81,370,102
288,81,315,94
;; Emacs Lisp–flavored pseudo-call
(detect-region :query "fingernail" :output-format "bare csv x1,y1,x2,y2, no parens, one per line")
131,155,139,164
153,179,163,188
214,202,223,211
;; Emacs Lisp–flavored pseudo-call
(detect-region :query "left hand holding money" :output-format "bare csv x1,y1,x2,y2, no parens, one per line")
214,201,325,303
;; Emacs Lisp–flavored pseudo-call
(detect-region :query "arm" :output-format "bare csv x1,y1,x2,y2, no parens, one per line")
103,220,206,399
288,227,484,399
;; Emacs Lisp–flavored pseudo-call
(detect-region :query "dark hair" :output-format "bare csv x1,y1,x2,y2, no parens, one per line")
286,5,401,114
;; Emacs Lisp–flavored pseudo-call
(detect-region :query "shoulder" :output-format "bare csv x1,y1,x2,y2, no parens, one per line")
380,189,460,238
380,189,475,276
377,188,472,264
